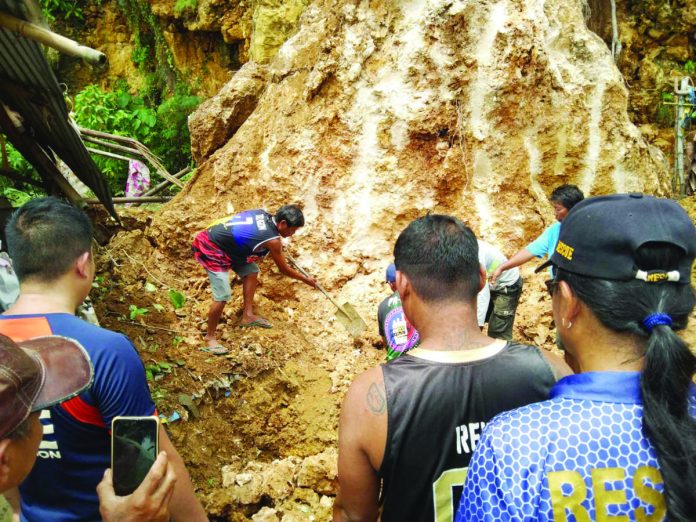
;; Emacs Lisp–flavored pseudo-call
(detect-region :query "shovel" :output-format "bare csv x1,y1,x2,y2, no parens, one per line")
287,256,367,337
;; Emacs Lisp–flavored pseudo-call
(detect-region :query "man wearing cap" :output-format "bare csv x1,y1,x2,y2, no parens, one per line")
377,264,420,361
334,215,571,522
192,205,317,354
0,198,206,521
0,333,176,521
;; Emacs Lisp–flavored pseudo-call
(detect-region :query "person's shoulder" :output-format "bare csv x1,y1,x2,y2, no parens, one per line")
505,342,572,379
56,317,137,355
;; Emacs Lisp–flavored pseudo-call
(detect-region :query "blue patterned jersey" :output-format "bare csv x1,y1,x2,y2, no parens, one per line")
456,372,696,522
0,314,155,522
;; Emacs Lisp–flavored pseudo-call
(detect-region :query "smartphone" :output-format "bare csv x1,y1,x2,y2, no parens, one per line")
111,416,160,496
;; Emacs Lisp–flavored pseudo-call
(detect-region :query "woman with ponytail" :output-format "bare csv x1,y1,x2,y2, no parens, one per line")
455,194,696,522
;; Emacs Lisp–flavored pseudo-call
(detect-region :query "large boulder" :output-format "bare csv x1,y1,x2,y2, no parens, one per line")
188,62,269,164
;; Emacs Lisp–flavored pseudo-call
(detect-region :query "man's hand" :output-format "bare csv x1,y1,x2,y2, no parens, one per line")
305,276,318,289
97,451,177,522
490,266,503,284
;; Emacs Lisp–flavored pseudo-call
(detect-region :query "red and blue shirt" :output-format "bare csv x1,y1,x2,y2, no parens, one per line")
0,313,155,522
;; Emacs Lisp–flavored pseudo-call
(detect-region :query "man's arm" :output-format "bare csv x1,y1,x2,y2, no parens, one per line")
491,249,535,284
266,239,317,287
158,429,207,522
333,368,386,522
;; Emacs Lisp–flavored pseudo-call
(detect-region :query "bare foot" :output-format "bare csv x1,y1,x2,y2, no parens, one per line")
205,337,220,348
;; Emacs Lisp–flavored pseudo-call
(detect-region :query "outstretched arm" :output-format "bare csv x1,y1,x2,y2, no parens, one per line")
491,249,535,284
266,239,317,288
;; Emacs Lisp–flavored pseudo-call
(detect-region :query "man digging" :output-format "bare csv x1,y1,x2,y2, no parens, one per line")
192,205,317,354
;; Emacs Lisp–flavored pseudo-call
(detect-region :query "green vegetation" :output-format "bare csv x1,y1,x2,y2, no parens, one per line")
168,289,186,310
174,0,197,15
685,60,696,76
115,0,178,95
72,84,200,194
129,304,149,319
39,0,84,23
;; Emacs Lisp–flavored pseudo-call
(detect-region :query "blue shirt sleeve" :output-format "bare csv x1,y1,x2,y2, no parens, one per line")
91,333,156,426
526,222,560,259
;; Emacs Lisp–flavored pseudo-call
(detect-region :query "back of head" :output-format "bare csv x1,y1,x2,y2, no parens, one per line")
6,197,93,283
275,205,305,228
550,184,584,210
546,194,696,520
394,214,479,302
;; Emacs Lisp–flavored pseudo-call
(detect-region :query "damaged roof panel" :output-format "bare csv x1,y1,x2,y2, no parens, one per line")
0,0,117,218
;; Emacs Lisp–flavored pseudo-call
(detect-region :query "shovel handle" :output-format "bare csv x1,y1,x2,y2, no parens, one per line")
286,255,345,311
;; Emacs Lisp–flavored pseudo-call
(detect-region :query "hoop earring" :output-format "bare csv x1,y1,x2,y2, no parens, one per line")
562,319,572,330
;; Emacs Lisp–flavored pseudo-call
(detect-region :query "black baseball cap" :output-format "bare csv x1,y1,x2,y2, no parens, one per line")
0,334,93,439
536,193,696,282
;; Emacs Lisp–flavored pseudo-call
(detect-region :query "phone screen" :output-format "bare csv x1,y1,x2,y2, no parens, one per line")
111,417,159,496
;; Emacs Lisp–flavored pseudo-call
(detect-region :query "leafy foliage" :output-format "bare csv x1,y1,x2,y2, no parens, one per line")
174,0,197,15
40,0,84,23
168,290,185,310
129,304,149,320
72,85,200,194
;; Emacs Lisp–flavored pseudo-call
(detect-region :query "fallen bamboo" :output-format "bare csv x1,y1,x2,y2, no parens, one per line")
79,127,184,188
86,147,133,163
0,12,106,66
85,196,172,204
142,166,191,197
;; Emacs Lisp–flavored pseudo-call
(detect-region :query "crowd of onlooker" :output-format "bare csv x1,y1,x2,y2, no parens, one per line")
0,189,694,522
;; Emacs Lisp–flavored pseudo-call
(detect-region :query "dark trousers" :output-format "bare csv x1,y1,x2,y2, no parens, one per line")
486,277,524,341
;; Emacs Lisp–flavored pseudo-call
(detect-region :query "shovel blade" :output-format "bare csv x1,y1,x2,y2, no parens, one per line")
334,302,367,337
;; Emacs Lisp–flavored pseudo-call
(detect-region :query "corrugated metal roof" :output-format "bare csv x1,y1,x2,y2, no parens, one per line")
0,0,117,218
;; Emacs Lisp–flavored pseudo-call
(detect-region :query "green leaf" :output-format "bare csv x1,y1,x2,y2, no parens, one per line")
168,290,185,310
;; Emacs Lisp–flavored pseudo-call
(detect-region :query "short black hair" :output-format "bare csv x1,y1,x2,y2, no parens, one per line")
550,184,584,211
275,205,305,227
6,197,93,282
394,214,480,302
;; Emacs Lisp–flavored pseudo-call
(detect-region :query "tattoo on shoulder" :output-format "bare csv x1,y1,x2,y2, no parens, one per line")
366,383,386,415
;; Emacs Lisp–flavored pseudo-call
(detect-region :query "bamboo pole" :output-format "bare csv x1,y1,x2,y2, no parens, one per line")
0,12,106,66
141,166,190,197
85,196,172,204
79,127,183,188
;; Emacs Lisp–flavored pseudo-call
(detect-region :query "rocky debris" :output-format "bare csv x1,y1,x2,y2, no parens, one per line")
219,449,336,510
188,62,269,163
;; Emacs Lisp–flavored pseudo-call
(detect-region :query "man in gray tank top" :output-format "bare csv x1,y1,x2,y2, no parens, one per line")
333,215,571,522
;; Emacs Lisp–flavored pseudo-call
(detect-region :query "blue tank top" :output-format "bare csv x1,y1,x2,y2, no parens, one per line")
207,209,280,262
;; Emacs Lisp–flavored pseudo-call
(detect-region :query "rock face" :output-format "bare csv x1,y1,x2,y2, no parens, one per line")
188,62,269,163
158,0,668,275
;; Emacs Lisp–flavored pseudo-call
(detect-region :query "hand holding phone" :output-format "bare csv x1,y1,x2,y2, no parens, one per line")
97,451,177,522
111,416,160,496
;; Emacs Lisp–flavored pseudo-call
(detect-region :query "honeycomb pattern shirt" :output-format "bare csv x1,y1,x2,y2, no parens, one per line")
456,371,696,522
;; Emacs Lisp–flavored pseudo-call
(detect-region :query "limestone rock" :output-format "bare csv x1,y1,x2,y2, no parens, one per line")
249,0,308,63
296,448,337,495
252,507,280,521
188,62,269,163
159,0,668,269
